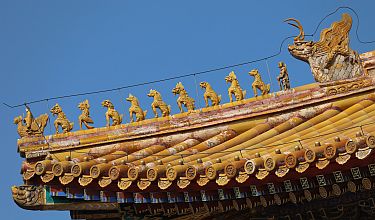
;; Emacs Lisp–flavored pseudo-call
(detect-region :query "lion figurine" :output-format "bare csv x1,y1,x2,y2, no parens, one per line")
50,104,74,134
101,100,123,127
248,69,270,97
172,82,195,113
126,94,147,122
200,82,221,107
147,89,171,118
225,71,246,102
78,99,94,129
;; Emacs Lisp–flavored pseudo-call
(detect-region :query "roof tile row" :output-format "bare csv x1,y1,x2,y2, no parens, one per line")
22,92,375,192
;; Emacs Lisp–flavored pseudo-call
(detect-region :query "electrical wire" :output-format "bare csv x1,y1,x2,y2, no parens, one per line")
310,6,375,44
3,6,374,109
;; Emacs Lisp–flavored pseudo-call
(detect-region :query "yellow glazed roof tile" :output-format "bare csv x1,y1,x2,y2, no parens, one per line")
21,78,375,193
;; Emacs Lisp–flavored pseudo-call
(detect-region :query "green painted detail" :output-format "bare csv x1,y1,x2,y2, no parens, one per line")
45,186,77,204
45,186,54,204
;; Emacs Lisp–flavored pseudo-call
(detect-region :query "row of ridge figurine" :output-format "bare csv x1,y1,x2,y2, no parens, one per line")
14,63,290,138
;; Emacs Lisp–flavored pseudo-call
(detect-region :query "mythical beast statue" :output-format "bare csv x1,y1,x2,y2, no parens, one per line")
50,104,74,134
200,82,221,107
172,82,195,113
101,100,123,127
78,99,94,129
248,69,270,97
225,71,246,102
12,185,44,208
285,13,364,83
126,94,147,122
148,89,171,118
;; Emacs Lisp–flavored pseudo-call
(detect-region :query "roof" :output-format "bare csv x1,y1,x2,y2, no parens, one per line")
11,12,375,219
21,80,375,188
14,50,375,212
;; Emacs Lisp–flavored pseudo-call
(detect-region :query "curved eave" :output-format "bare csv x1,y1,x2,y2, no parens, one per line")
13,50,375,213
21,78,375,190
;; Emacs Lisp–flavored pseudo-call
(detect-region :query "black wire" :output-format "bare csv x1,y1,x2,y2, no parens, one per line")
3,6,374,109
310,6,375,44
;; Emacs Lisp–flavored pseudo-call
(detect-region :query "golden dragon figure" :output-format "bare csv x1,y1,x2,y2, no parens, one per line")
147,89,171,118
225,71,246,102
172,82,195,113
50,104,74,134
200,81,221,107
101,100,123,127
248,69,270,97
78,99,94,129
126,94,147,122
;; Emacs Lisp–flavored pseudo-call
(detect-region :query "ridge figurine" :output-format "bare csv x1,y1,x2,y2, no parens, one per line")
277,62,290,91
126,94,147,122
78,99,94,129
172,82,195,113
148,89,171,118
50,104,74,134
101,100,123,126
225,71,246,102
200,82,221,107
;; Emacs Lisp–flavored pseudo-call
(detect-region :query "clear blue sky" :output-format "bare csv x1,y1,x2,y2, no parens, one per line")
0,1,374,219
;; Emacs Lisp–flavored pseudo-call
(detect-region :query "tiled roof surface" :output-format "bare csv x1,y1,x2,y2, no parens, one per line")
22,89,375,190
13,50,375,217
